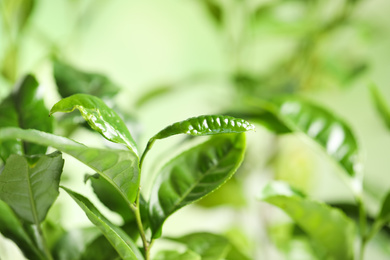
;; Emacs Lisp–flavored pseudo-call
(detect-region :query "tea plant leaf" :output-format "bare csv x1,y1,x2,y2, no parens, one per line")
167,232,250,260
50,94,138,155
86,174,134,222
153,250,201,260
141,115,254,167
370,84,390,131
149,133,246,238
259,181,355,260
0,151,64,223
0,96,22,161
80,235,119,260
15,75,53,156
61,186,143,260
259,97,360,178
0,200,45,259
53,60,120,98
0,127,140,203
87,174,150,228
0,75,53,161
52,227,100,260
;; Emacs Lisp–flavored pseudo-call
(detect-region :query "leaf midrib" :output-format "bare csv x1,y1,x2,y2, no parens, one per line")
164,142,237,217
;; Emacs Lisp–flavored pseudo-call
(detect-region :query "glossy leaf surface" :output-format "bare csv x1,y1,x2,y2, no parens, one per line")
0,127,140,203
259,181,355,260
61,187,143,260
0,151,64,223
370,84,390,131
149,133,246,238
153,250,201,260
141,115,253,166
263,97,360,178
53,60,120,98
0,200,44,259
50,94,138,154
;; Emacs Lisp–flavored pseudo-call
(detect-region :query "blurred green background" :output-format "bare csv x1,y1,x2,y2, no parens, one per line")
1,0,390,259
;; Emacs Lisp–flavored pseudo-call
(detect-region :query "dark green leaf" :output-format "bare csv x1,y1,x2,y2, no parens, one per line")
0,200,44,259
53,60,120,98
257,97,360,178
15,74,53,156
0,127,140,203
61,186,143,260
80,235,120,260
0,151,64,223
149,133,246,238
141,115,253,167
0,96,22,162
370,84,390,131
0,75,53,162
259,181,355,260
50,94,138,155
153,250,201,260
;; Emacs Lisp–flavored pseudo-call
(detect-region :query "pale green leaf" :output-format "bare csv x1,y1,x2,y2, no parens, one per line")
259,181,355,260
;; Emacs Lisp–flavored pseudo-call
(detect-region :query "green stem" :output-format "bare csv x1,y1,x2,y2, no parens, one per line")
34,223,53,260
130,189,150,260
356,195,367,260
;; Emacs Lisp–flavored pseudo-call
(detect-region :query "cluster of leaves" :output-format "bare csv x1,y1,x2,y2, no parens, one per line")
0,63,256,259
1,58,390,260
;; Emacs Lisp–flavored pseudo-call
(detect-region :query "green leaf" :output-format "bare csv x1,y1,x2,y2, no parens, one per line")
0,75,53,162
167,233,231,260
149,133,246,238
0,96,22,161
196,177,247,208
50,94,138,155
377,191,390,225
61,186,143,260
53,60,120,98
86,174,134,222
141,115,254,167
80,235,120,260
258,97,361,178
0,127,140,203
153,250,201,260
0,200,45,259
259,181,355,260
52,227,100,260
0,151,64,223
15,74,53,156
370,84,390,131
